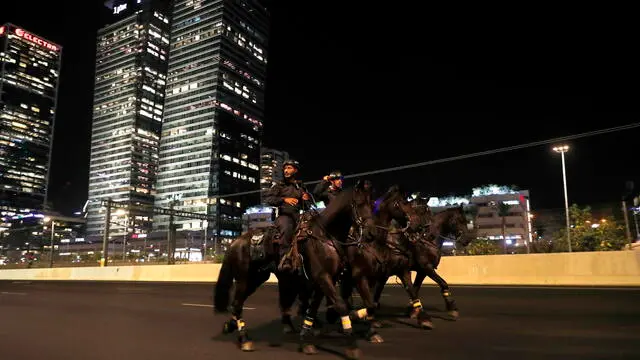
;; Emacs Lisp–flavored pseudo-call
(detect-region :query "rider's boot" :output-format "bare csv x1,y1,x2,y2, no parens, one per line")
277,240,294,273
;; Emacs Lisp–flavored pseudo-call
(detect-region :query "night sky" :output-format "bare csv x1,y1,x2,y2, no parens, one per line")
2,2,638,215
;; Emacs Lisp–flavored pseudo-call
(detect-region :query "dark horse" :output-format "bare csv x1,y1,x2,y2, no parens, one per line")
372,202,476,320
332,185,435,329
214,180,378,359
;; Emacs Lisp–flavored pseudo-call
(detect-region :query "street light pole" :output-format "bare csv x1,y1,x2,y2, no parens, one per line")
553,145,572,252
46,219,56,268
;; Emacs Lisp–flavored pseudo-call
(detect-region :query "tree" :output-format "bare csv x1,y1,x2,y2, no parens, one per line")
463,238,501,255
552,204,626,252
495,201,512,253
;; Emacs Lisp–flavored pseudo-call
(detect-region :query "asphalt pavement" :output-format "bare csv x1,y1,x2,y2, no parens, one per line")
1,281,639,360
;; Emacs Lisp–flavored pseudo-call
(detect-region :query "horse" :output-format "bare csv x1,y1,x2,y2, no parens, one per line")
330,185,435,329
213,180,378,359
372,203,476,320
212,217,312,351
288,179,381,359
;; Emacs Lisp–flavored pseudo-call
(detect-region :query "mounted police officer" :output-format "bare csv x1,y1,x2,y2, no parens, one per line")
313,170,344,206
263,159,311,273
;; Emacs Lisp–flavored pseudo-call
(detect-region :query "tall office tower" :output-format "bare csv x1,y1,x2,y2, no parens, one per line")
0,24,62,215
259,147,288,202
154,0,269,248
86,0,171,238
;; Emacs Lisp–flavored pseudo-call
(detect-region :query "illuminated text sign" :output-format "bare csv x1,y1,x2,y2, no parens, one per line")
14,28,59,52
113,3,128,14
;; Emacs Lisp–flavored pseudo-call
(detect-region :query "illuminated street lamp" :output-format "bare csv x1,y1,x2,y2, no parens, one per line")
553,145,571,252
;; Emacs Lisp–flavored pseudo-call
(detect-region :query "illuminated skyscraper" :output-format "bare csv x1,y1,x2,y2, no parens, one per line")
260,147,288,202
154,0,269,246
0,24,62,215
86,0,171,238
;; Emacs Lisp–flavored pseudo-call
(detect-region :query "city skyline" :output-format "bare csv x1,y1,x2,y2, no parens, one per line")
0,2,637,218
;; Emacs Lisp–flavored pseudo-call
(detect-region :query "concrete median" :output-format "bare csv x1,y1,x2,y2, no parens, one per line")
1,250,639,286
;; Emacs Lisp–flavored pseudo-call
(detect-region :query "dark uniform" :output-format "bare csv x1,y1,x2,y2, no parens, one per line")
263,160,308,271
312,170,344,206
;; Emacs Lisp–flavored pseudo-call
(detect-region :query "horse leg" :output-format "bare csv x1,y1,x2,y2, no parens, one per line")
224,271,268,351
315,271,361,360
399,270,433,330
298,288,325,355
277,273,300,334
407,269,428,316
351,268,384,342
427,267,459,319
326,266,351,325
372,275,389,310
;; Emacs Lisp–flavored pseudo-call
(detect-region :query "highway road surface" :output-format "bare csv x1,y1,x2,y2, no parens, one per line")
1,281,639,359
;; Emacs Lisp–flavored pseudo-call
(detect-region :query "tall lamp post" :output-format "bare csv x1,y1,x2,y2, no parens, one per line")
553,145,572,252
44,217,56,267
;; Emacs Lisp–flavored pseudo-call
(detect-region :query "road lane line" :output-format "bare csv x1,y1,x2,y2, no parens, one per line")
1,292,27,295
181,303,256,310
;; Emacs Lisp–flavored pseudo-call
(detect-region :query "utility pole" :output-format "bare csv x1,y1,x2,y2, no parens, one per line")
622,181,635,245
167,200,176,265
49,220,55,268
101,198,111,267
622,199,633,245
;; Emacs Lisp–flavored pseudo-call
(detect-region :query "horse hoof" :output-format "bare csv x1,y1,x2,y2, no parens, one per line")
240,341,255,352
369,334,384,343
409,309,420,320
345,348,362,360
448,310,459,320
420,320,434,330
301,344,318,355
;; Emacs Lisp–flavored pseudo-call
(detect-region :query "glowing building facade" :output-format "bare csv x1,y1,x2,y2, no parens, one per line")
259,147,288,202
427,185,533,248
154,0,269,248
86,0,172,238
0,24,62,216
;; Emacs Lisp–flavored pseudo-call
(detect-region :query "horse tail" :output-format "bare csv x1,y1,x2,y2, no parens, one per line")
213,248,235,314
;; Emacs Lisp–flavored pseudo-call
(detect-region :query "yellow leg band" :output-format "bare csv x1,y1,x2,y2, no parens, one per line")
341,316,352,330
236,319,246,330
303,319,313,327
443,291,451,297
355,308,368,319
412,300,422,308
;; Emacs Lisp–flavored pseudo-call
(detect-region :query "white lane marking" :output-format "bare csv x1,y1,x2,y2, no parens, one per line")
181,303,256,310
1,291,27,295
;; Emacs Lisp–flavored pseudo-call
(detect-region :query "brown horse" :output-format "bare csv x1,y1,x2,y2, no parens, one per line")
214,180,378,359
291,179,384,359
329,185,435,329
372,203,476,320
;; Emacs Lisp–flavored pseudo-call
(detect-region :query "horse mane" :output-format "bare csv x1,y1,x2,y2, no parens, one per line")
373,184,403,215
318,186,356,228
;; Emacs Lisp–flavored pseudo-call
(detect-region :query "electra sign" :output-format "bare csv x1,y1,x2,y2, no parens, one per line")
113,3,128,14
14,28,60,52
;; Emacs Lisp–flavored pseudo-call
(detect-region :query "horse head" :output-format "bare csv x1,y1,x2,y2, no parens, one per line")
318,178,377,242
373,184,423,233
432,205,477,246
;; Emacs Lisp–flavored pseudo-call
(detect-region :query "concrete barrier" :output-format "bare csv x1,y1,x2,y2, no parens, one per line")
1,250,639,286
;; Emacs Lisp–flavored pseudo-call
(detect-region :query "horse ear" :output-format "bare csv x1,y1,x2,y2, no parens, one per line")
355,179,372,191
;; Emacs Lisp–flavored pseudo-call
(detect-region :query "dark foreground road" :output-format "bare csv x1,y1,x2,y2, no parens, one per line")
1,281,639,360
